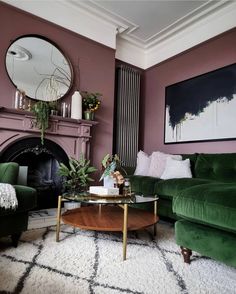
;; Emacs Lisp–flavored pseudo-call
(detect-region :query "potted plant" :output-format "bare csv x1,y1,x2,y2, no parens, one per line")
58,154,97,194
82,91,102,120
100,154,127,191
32,101,51,145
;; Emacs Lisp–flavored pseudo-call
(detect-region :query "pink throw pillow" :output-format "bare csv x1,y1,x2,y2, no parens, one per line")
147,151,182,178
134,151,150,176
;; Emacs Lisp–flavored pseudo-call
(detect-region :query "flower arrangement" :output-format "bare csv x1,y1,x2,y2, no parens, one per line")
82,92,102,112
100,154,127,185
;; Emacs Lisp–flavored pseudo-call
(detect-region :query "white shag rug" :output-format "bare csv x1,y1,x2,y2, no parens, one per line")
0,222,236,294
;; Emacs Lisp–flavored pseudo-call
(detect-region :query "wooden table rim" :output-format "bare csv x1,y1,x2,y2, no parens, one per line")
56,195,158,261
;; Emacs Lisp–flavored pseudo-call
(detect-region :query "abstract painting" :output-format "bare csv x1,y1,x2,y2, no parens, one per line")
164,63,236,144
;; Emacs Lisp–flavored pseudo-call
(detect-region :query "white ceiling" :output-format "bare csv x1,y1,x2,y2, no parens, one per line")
3,0,236,69
91,0,208,46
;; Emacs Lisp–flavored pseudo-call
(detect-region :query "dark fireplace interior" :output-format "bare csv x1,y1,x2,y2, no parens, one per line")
0,138,69,210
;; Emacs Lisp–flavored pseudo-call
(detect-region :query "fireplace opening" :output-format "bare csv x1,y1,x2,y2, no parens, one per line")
0,137,69,209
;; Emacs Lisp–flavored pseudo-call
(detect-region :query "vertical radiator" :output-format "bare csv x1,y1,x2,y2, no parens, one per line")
114,65,141,167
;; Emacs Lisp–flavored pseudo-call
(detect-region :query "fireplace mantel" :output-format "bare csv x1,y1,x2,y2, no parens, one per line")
0,107,98,159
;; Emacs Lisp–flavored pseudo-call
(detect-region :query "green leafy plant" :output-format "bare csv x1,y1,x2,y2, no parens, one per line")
82,92,102,112
100,154,126,181
32,101,51,145
58,154,97,193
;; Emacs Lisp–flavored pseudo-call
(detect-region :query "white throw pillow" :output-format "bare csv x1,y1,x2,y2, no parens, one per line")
147,151,182,178
161,157,192,180
134,151,150,176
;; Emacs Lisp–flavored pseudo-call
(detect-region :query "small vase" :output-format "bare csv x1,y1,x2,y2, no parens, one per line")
103,175,114,188
84,110,94,120
50,110,58,116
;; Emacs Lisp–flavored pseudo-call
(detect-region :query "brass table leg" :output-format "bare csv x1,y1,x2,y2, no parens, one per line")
123,204,128,261
56,195,62,242
99,204,102,215
154,198,158,237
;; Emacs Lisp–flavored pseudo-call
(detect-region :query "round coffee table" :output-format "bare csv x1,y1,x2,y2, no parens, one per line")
56,193,159,260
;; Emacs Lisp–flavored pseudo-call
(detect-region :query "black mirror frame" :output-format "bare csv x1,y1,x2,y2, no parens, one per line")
5,34,74,101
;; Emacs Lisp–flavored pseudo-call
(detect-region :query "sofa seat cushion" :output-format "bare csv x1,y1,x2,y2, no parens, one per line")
173,183,236,233
154,178,213,200
0,185,37,217
128,175,160,195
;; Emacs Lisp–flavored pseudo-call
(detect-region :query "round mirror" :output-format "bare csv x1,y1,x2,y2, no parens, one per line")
5,35,73,101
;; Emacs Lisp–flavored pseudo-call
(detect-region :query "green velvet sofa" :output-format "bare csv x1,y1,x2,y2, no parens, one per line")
127,153,236,268
0,162,37,246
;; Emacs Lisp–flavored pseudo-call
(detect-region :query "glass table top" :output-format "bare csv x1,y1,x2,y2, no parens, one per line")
62,192,158,205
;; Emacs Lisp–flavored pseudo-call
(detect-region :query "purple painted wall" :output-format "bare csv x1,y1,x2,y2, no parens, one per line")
2,2,236,170
142,29,236,155
0,3,115,171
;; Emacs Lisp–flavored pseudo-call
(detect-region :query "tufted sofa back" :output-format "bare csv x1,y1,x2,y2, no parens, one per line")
195,153,236,182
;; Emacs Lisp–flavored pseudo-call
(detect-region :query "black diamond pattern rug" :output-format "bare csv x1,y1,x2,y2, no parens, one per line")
0,222,236,294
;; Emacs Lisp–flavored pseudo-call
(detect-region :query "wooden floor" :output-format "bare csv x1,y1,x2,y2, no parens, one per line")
62,205,159,232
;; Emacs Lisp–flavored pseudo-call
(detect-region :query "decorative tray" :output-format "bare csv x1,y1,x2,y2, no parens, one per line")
90,193,134,199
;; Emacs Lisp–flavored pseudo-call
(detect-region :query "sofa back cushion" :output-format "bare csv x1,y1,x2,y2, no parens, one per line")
195,153,236,182
0,162,19,184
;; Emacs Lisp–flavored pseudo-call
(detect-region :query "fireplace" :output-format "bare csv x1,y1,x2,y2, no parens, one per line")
1,137,68,209
0,107,97,209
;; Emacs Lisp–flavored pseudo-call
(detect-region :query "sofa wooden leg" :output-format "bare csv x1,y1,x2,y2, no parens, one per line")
11,233,22,247
181,246,192,264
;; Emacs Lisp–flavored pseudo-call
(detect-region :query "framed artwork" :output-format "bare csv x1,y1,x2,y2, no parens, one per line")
164,63,236,144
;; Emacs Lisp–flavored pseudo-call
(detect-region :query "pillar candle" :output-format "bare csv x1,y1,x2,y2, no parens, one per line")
71,91,82,119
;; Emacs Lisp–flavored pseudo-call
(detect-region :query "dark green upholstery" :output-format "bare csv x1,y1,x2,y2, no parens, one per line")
158,198,177,219
0,162,19,184
128,152,236,267
175,220,236,268
0,185,37,217
129,175,160,195
0,162,37,245
173,183,236,233
154,178,212,200
195,153,236,182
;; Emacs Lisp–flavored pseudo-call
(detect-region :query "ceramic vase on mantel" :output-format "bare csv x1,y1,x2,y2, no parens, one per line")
71,91,82,119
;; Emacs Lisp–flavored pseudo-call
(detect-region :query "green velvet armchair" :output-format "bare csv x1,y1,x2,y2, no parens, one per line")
0,162,37,246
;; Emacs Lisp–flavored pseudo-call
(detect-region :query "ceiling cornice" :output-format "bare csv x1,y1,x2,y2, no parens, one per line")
116,0,236,69
118,0,232,49
3,0,236,69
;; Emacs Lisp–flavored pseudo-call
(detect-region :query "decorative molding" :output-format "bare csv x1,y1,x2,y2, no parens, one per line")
116,1,236,69
115,38,145,69
3,0,236,69
145,0,236,69
119,1,231,48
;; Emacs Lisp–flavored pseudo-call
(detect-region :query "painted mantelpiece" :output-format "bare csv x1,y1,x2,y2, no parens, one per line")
0,107,97,159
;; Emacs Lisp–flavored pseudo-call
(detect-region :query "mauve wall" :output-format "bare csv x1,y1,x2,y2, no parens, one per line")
0,3,115,171
141,29,236,155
